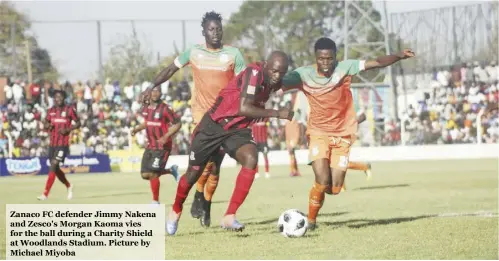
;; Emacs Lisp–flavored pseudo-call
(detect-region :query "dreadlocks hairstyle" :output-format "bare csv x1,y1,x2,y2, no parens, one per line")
201,11,223,29
314,37,337,53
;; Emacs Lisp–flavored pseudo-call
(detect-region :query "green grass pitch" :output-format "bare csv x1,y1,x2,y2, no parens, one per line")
1,158,498,259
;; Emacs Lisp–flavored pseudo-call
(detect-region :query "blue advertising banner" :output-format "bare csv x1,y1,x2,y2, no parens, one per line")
0,154,111,177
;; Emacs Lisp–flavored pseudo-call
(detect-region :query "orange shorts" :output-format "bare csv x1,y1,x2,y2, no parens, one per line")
307,135,355,171
286,138,299,149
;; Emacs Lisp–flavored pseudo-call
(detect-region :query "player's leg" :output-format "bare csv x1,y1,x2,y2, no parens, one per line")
38,147,56,200
140,149,160,204
288,140,300,177
348,161,372,180
221,130,259,231
262,145,270,178
307,135,332,230
254,144,263,179
39,147,71,200
166,124,224,235
190,161,213,218
199,149,225,228
328,136,353,195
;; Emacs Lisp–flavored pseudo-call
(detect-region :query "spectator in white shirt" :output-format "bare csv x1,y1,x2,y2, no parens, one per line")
485,61,498,83
104,79,115,101
473,62,489,83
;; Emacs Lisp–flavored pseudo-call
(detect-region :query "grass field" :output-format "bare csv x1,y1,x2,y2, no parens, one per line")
1,159,498,259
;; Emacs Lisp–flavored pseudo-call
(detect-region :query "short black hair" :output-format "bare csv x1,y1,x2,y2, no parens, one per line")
201,11,222,29
53,89,66,98
314,37,337,52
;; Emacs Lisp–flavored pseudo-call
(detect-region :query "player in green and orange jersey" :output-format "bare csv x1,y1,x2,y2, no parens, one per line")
140,11,246,228
280,37,414,230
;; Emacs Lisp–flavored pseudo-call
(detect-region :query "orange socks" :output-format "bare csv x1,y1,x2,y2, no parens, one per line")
348,161,369,171
204,174,219,202
290,153,298,173
196,162,213,193
308,183,328,224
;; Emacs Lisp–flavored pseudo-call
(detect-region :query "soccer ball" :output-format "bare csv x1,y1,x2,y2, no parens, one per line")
277,209,308,238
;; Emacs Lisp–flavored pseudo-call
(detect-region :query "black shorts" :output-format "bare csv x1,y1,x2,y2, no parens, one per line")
141,148,171,173
189,114,255,167
48,146,69,163
256,143,269,153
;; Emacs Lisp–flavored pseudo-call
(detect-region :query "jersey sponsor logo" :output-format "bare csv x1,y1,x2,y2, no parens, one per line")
196,64,230,72
49,112,56,116
247,85,256,95
146,121,161,126
53,119,68,123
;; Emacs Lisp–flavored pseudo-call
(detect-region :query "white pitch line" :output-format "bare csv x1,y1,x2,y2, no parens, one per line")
437,210,498,218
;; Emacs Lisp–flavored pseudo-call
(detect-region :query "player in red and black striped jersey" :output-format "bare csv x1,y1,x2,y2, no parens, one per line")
251,121,270,178
166,51,293,235
131,85,181,204
38,90,81,201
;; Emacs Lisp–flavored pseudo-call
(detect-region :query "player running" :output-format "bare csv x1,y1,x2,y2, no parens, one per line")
284,104,302,177
38,90,80,200
341,110,373,192
166,51,293,235
140,11,246,227
131,86,181,204
280,37,414,230
251,120,270,178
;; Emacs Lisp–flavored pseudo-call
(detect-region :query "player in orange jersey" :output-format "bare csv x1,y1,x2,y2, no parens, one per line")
140,11,246,228
340,109,372,192
280,37,414,230
284,102,302,177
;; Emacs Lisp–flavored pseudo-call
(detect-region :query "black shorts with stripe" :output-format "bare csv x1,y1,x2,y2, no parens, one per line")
141,148,171,174
48,146,69,163
188,114,255,168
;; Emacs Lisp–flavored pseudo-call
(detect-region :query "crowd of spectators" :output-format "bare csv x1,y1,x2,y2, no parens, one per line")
0,60,497,158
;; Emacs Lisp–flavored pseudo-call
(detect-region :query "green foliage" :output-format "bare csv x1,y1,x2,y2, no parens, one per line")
0,1,59,81
102,32,153,85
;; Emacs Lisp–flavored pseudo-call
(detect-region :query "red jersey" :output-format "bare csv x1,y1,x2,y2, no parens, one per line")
46,105,78,147
209,63,275,130
252,121,268,143
141,102,179,150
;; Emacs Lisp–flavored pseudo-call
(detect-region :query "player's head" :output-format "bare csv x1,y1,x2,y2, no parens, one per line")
201,11,223,48
53,90,66,107
314,37,337,75
150,85,162,103
264,50,289,87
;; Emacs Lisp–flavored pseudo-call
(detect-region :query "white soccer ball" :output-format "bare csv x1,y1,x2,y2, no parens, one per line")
277,209,308,238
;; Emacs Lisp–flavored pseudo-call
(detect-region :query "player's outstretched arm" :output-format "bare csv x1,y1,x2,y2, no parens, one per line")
139,63,180,103
131,122,146,136
364,49,415,70
239,94,293,121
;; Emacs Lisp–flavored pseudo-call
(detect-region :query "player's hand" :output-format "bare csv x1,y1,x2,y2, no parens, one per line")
158,136,168,146
278,108,294,121
131,129,137,136
396,49,415,59
58,128,70,135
